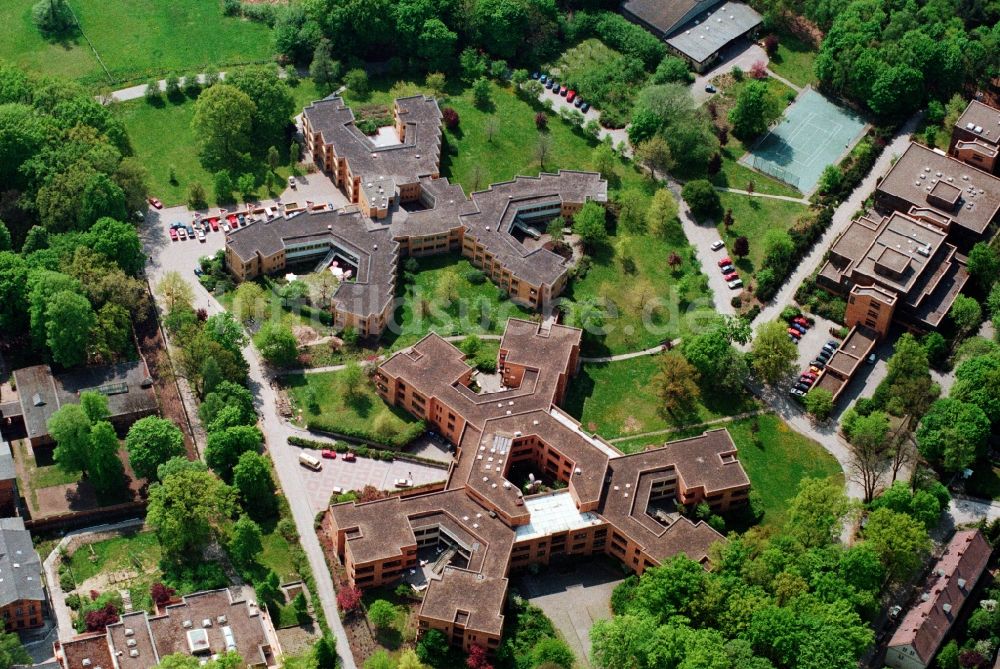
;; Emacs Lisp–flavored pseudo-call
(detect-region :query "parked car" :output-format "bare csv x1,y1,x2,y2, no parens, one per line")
793,317,810,327
809,365,823,374
539,74,547,83
789,335,799,344
790,387,806,398
580,102,590,113
791,323,807,335
723,271,739,282
717,257,732,267
299,452,322,471
559,85,568,96
148,197,163,209
817,352,832,364
197,230,206,242
710,240,725,251
342,452,356,462
799,376,814,386
566,90,576,102
705,84,717,93
720,264,735,274
801,371,817,380
810,360,826,370
288,176,297,189
787,327,802,338
728,278,743,289
573,97,584,108
531,72,540,80
793,382,810,392
395,478,413,488
825,339,840,350
545,79,555,90
867,353,877,364
169,228,178,241
177,227,187,240
321,449,337,459
210,219,219,232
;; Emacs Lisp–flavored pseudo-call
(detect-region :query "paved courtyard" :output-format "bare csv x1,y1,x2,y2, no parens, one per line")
289,445,449,513
515,558,625,668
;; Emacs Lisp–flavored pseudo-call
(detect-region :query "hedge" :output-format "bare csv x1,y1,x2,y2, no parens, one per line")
303,418,426,450
288,435,448,469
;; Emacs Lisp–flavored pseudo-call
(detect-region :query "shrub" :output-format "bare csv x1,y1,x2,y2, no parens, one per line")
763,34,779,55
535,112,548,130
442,107,459,130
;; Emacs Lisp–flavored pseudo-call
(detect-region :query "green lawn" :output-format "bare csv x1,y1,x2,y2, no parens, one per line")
285,368,423,444
384,254,534,350
716,191,811,275
116,98,299,208
549,38,623,79
0,0,272,87
768,33,819,89
66,531,163,611
615,414,843,527
562,355,759,438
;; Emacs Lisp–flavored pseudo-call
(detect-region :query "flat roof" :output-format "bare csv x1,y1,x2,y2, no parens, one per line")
955,100,1000,146
514,491,603,542
665,2,763,64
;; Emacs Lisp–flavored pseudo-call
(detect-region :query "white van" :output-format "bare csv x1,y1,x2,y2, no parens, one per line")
299,452,322,471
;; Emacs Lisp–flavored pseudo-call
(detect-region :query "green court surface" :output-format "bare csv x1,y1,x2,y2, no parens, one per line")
742,88,866,192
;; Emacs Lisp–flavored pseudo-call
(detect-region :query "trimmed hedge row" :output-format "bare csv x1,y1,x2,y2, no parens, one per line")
303,417,426,450
288,435,448,469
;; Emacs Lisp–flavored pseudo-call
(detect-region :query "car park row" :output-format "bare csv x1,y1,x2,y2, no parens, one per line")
531,72,591,113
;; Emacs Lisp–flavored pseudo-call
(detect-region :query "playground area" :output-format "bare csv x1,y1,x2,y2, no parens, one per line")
741,88,867,192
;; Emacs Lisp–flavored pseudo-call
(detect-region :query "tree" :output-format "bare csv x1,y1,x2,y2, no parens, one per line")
397,649,426,669
89,217,144,276
785,477,851,548
645,189,679,237
157,271,194,312
535,112,547,130
48,404,92,474
751,320,797,383
616,189,646,234
681,179,721,220
255,570,281,615
147,465,236,562
232,282,267,323
652,351,701,419
729,81,778,139
191,84,256,170
365,651,394,669
256,321,298,367
0,222,11,253
635,136,673,178
228,515,263,568
762,229,795,272
32,0,76,37
310,40,340,94
733,236,750,258
151,582,176,608
46,290,95,367
862,507,931,584
442,107,459,130
337,585,363,614
484,116,500,143
225,66,295,146
88,421,125,500
531,637,574,669
79,391,109,423
818,164,843,194
416,629,449,666
214,171,235,203
205,426,262,481
950,295,982,338
145,80,163,104
367,599,397,630
237,173,256,203
418,19,458,72
533,133,552,169
232,451,277,519
952,352,1000,424
803,388,834,419
916,398,990,472
126,417,186,482
844,410,891,503
472,77,491,108
314,636,338,669
425,72,446,98
345,69,368,98
199,380,255,428
652,56,691,84
164,74,182,101
572,202,607,251
188,181,208,210
204,312,249,353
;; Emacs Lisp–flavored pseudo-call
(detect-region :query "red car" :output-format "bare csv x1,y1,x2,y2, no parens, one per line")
723,271,739,282
787,327,802,338
717,257,732,267
148,197,163,209
799,376,815,386
209,219,220,232
320,449,337,459
566,90,576,103
342,452,356,462
793,316,810,327
559,85,568,96
169,228,178,241
801,371,817,380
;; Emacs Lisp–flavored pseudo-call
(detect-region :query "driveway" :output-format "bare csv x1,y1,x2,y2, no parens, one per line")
692,41,769,104
515,559,625,668
288,444,449,514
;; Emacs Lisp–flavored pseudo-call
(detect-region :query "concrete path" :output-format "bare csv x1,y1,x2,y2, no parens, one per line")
714,186,809,204
607,409,763,444
99,72,229,103
765,69,803,94
752,111,922,327
692,42,768,104
580,342,674,363
43,518,146,642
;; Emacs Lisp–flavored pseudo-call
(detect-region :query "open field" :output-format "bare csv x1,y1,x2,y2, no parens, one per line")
716,191,811,275
614,413,843,527
768,32,819,88
563,355,759,438
0,0,271,87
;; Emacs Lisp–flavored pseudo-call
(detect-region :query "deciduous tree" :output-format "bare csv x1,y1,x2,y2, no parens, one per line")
232,451,277,520
147,465,236,563
126,417,186,482
192,85,256,170
652,351,701,420
750,320,797,384
916,398,990,472
205,426,262,481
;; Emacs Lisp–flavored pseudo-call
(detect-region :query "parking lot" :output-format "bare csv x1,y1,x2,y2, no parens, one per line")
515,558,625,668
289,445,450,513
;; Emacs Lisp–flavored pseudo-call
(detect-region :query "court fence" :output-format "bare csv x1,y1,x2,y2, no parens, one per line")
747,155,801,189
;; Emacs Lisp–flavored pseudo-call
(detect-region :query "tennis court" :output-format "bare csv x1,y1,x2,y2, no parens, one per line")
741,88,867,192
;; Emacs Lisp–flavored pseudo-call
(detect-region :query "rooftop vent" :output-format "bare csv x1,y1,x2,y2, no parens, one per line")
958,578,967,589
124,629,134,637
83,660,92,667
967,122,976,130
126,640,137,649
129,651,139,659
32,393,44,407
183,620,193,629
943,603,953,614
202,619,212,628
